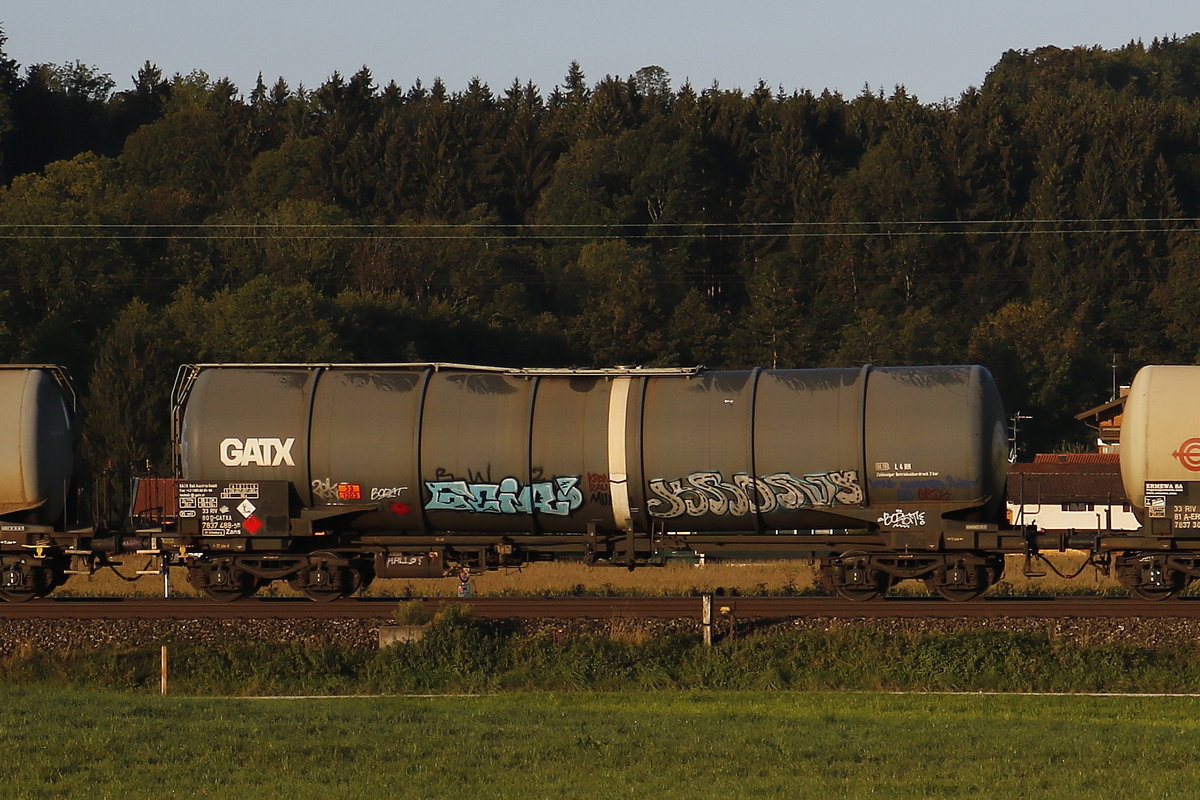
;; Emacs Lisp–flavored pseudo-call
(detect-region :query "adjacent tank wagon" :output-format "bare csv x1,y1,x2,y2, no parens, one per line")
0,366,74,527
6,359,1200,602
0,366,117,600
1115,365,1200,598
161,362,1015,600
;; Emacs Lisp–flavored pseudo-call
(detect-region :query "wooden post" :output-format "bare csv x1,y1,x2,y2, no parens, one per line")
701,595,713,647
161,645,168,695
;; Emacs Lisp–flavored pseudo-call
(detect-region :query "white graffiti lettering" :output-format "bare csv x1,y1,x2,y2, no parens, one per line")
312,480,410,503
646,470,863,518
311,477,338,502
220,437,296,467
878,509,927,528
424,476,584,517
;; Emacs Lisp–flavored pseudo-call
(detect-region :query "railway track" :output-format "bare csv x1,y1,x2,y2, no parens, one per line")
2,596,1200,620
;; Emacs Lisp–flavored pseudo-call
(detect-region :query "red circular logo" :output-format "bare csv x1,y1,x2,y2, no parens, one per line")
1173,438,1200,471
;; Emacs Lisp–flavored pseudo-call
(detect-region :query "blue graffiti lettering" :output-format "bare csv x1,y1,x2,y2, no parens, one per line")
425,476,584,516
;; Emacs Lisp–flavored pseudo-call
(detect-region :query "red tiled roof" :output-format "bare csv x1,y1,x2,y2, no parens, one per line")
1006,470,1126,504
1031,453,1119,464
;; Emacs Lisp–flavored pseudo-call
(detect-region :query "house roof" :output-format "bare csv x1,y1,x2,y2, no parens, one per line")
1007,455,1127,504
1074,395,1125,424
1031,452,1119,465
1074,391,1127,444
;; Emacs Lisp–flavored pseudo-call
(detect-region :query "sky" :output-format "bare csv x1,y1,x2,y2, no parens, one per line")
1,1,1197,103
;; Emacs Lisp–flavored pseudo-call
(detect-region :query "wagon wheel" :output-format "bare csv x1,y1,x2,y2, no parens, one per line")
924,579,985,602
1131,584,1180,601
0,584,39,602
0,562,50,602
1127,570,1186,601
288,552,359,602
924,564,987,602
1115,555,1186,601
836,584,884,602
288,577,345,603
833,551,888,602
188,561,259,602
202,585,254,602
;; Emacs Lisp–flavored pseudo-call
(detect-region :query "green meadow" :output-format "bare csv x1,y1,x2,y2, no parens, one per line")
7,608,1200,797
3,689,1197,799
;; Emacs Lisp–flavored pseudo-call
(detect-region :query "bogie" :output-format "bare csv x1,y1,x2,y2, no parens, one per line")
818,552,1003,601
186,558,260,602
0,557,59,602
1114,553,1191,601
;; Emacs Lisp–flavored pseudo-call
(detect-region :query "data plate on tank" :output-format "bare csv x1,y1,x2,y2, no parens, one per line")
1144,481,1200,535
176,481,290,537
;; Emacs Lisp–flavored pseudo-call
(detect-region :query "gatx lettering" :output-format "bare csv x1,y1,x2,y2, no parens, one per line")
220,437,296,467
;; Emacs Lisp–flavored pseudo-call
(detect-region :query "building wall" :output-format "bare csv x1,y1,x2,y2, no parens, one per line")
1007,502,1140,531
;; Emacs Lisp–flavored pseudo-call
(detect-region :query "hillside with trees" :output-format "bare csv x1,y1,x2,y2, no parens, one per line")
2,25,1200,472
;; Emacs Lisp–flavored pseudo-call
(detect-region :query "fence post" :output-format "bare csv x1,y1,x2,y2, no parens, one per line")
161,645,168,696
702,594,713,647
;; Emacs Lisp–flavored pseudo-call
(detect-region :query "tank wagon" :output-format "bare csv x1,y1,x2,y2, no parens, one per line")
153,362,1020,601
23,359,1200,604
1115,365,1200,598
0,366,119,600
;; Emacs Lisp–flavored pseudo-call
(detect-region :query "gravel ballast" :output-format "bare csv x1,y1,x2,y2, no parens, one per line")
0,614,1195,657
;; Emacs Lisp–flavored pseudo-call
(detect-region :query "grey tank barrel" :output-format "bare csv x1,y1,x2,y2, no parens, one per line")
0,366,75,526
174,363,1009,534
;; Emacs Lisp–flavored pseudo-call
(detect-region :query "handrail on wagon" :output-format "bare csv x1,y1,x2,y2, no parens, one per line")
181,362,704,377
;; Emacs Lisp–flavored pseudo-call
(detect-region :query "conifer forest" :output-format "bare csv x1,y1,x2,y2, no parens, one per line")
2,27,1200,472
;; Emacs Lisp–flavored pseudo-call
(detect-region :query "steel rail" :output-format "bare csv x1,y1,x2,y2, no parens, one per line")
2,596,1199,620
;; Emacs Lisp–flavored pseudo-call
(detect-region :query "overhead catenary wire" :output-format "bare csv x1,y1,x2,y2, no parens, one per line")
0,217,1197,240
0,215,1188,292
1,217,1199,227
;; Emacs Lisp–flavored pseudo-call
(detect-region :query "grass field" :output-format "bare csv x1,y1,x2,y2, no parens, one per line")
12,617,1200,694
61,551,1123,598
3,689,1197,799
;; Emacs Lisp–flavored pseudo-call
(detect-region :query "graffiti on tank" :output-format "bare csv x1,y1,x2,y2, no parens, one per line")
890,475,974,501
434,465,548,483
878,509,927,528
424,476,584,516
587,472,611,505
312,477,339,503
646,470,863,518
311,478,408,504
